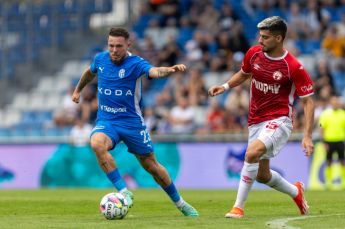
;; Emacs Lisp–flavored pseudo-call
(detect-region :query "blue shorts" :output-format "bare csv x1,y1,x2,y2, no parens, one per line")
90,120,154,156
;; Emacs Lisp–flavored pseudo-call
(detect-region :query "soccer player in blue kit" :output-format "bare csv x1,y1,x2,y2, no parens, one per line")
72,28,198,217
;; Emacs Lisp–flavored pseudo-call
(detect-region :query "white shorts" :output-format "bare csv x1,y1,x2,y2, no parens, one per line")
248,116,293,160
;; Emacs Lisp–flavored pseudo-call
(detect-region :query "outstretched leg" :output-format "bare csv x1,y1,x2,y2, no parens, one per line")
136,153,198,217
257,159,308,215
90,132,133,207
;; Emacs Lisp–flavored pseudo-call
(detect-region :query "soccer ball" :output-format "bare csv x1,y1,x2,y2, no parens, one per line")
99,192,129,220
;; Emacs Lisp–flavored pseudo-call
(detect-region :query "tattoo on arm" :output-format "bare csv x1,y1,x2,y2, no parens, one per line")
150,67,171,78
76,69,95,92
157,68,170,78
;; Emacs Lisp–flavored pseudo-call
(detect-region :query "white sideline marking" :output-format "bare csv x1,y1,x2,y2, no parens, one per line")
265,214,343,229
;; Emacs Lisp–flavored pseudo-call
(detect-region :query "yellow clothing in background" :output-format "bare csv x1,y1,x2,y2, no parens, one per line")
319,108,345,142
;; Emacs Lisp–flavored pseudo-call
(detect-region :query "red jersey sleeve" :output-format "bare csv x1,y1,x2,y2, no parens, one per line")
241,45,261,74
290,64,314,97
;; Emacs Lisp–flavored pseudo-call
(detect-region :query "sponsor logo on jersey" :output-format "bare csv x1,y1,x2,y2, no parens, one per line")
253,64,260,70
301,84,313,93
98,67,104,73
272,71,283,80
98,87,133,96
119,69,125,78
100,105,127,114
252,79,281,94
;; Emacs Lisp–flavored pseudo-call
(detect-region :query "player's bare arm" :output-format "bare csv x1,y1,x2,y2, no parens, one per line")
149,64,187,78
208,70,251,97
72,67,96,103
300,96,315,157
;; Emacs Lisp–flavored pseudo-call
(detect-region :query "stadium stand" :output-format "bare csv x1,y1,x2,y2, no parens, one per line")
1,0,345,139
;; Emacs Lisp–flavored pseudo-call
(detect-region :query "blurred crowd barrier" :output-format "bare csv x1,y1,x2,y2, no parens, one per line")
0,141,335,190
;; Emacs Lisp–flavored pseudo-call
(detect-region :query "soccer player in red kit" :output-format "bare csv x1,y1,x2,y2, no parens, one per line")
208,16,314,218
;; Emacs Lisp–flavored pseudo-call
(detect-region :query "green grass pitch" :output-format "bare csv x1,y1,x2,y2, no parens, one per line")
0,189,344,229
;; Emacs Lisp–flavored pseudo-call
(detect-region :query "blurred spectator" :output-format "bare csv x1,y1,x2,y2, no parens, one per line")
336,12,345,37
223,110,244,132
54,86,79,127
168,95,195,134
330,60,345,95
144,107,158,133
186,68,207,106
70,116,93,147
80,84,98,125
218,3,239,31
176,15,194,48
209,53,228,72
154,92,171,134
314,59,335,96
140,36,159,65
184,30,205,65
206,98,226,133
228,21,250,54
158,36,181,66
232,51,245,72
196,2,219,33
144,18,163,49
163,72,187,100
304,0,326,38
321,25,345,58
319,96,345,189
155,0,180,25
286,2,307,39
224,85,249,113
216,30,234,60
314,95,331,129
161,17,179,44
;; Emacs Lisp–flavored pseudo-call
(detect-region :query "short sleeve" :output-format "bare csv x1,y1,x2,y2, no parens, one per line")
90,53,100,74
136,58,153,79
291,65,314,98
241,46,259,74
241,51,252,74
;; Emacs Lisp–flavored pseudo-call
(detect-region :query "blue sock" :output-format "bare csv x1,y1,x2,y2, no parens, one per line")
163,183,181,203
106,169,126,192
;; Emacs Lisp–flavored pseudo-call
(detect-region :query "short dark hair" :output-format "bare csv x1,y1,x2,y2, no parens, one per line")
109,28,130,40
257,16,287,39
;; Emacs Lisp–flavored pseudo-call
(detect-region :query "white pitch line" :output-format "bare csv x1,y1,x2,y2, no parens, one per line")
265,214,344,229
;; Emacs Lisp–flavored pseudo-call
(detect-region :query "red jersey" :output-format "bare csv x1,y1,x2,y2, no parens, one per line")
241,45,314,126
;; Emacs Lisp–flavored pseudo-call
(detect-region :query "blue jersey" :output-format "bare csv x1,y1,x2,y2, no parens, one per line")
90,51,152,127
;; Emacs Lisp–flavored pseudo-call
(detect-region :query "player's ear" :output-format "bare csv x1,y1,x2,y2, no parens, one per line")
276,34,283,43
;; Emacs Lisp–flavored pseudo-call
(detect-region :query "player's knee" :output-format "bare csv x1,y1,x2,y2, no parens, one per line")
245,151,261,163
245,145,265,163
90,140,106,154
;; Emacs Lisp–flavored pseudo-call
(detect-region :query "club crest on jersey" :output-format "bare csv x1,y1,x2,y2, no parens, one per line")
119,69,125,78
272,71,283,80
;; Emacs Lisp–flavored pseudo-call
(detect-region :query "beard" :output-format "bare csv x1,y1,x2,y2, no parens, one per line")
110,55,125,64
261,45,274,54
